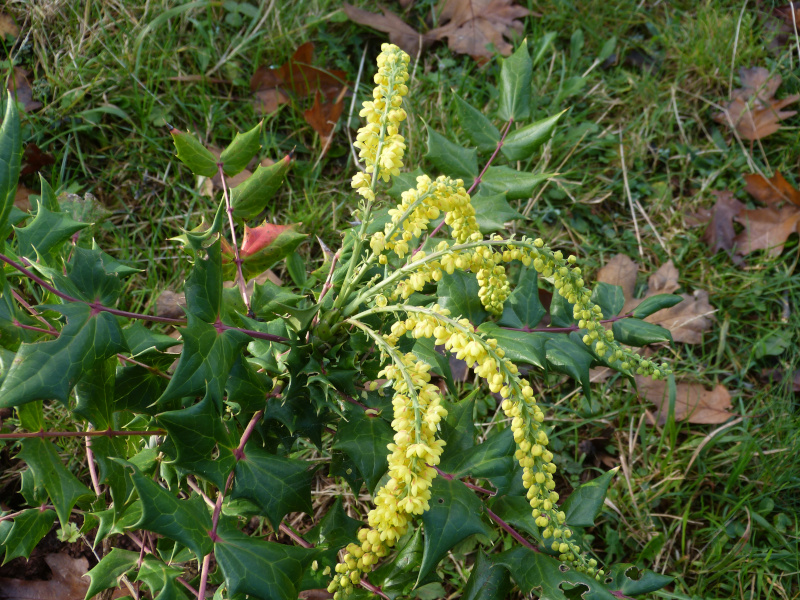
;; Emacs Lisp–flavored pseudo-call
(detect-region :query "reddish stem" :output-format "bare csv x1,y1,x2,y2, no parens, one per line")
0,429,164,440
484,505,541,553
217,162,250,313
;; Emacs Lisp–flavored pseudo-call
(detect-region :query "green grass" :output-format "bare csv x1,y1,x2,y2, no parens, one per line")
3,0,800,598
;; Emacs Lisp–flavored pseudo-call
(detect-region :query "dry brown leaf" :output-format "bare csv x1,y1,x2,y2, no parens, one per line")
156,290,186,319
743,171,800,207
713,67,799,140
0,13,19,39
20,143,56,177
14,185,35,212
636,376,734,425
596,255,714,344
733,204,800,256
699,190,745,254
0,553,91,600
250,42,347,116
342,3,432,56
303,91,346,140
431,0,531,64
764,3,800,51
7,67,42,113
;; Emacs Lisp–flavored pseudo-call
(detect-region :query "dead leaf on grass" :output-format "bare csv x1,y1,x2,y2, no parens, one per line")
698,190,745,254
14,185,35,212
157,290,186,320
0,13,19,39
303,88,347,156
343,4,431,56
0,553,92,600
713,67,799,140
635,376,735,425
20,144,56,177
596,255,715,344
7,67,42,113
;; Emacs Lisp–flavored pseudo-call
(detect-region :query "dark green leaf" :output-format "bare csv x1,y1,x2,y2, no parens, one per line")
498,41,532,122
333,407,393,492
0,303,127,408
220,122,262,176
496,547,617,599
184,238,223,323
124,322,178,355
171,128,218,177
437,270,488,325
590,282,625,318
419,477,492,582
125,462,214,559
232,444,316,530
0,90,22,238
1,508,55,564
370,528,429,599
461,551,513,600
471,192,524,233
17,438,93,525
15,201,89,263
498,267,546,328
545,336,594,399
454,96,500,153
239,225,307,279
612,319,672,346
136,557,189,600
630,294,683,319
231,155,291,220
251,279,305,321
85,548,140,600
440,395,476,459
73,356,116,428
441,428,516,495
561,468,617,527
549,291,575,327
158,395,236,489
605,564,673,595
303,497,362,549
480,166,549,200
66,247,123,305
215,518,317,600
114,354,173,415
501,112,564,161
424,125,478,181
489,495,540,539
413,337,455,394
91,436,134,517
476,323,550,369
225,355,272,414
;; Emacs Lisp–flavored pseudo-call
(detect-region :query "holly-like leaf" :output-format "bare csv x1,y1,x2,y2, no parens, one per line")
226,355,272,414
15,201,89,263
123,322,179,354
419,477,493,582
489,494,540,539
0,89,23,237
333,407,393,492
84,548,139,600
477,323,550,369
73,356,116,428
413,337,455,394
17,438,93,525
496,547,617,599
220,122,262,177
0,303,127,408
612,319,673,346
303,496,362,549
114,353,173,415
590,282,625,319
549,291,575,327
136,557,189,600
630,294,683,319
224,222,307,278
471,192,524,233
440,395,476,459
158,394,236,489
230,155,291,220
479,166,549,199
171,128,218,177
370,528,428,599
215,518,317,600
498,267,545,328
604,563,673,595
441,428,516,494
501,111,564,162
561,468,617,527
125,462,213,560
498,40,532,121
545,336,594,398
90,436,134,518
454,95,500,153
461,551,513,600
1,508,55,564
232,444,316,530
437,270,488,325
424,125,478,181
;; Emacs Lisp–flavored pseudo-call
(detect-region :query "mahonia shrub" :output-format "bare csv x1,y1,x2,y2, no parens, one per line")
0,41,679,600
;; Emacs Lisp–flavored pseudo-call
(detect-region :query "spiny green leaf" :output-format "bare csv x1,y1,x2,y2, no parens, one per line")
84,548,140,600
590,282,625,318
67,247,124,305
251,279,305,321
370,528,429,599
215,518,317,600
440,395,476,459
220,121,262,176
498,41,532,122
303,497,362,549
124,462,213,560
232,444,316,530
136,556,189,600
630,294,683,319
73,356,116,428
185,238,223,323
0,90,22,239
440,428,516,495
461,551,513,600
545,336,594,399
495,546,617,599
413,337,455,394
498,267,546,329
471,192,524,233
17,438,93,525
225,355,272,414
90,436,134,518
15,202,89,263
612,319,673,346
476,323,550,369
437,270,488,325
0,303,127,408
158,394,236,489
549,290,575,328
561,468,617,528
113,353,173,415
171,128,218,177
501,111,564,162
231,155,291,220
605,563,673,595
1,508,55,564
424,125,478,181
123,322,179,355
333,406,393,493
454,95,500,153
419,477,493,583
489,494,540,539
479,166,549,200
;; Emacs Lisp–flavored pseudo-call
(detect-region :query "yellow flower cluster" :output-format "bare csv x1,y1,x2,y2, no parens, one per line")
351,44,410,202
328,346,447,598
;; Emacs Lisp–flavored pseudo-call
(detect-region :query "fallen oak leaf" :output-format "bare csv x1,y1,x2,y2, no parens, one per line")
743,171,800,207
733,204,800,257
20,144,56,177
342,3,432,56
7,67,42,113
713,67,799,140
698,190,745,254
635,376,734,425
303,88,347,156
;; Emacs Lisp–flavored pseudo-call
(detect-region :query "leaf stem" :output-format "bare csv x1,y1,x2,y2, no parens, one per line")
501,312,634,333
217,162,251,314
0,429,164,439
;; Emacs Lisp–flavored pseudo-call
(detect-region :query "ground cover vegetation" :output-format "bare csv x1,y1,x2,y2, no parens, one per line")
0,1,797,600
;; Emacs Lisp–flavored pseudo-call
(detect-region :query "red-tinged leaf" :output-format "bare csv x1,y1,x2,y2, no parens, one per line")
241,223,294,257
303,91,346,139
700,190,745,254
20,143,55,176
734,204,800,257
744,171,800,207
